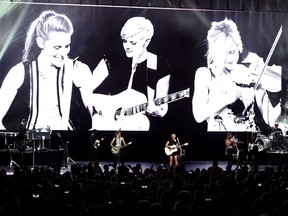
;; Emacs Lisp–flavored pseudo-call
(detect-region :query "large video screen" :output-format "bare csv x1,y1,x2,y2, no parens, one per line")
0,2,286,136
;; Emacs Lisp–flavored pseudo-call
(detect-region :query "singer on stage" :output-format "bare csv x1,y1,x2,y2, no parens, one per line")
165,133,180,167
15,119,28,166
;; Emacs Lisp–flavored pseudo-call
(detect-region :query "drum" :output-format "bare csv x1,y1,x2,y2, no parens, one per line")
269,133,274,140
41,127,51,132
255,138,271,152
26,130,36,140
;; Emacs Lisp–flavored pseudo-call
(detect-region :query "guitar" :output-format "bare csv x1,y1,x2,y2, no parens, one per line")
92,137,105,149
92,88,190,131
164,143,188,156
248,138,265,152
111,142,132,155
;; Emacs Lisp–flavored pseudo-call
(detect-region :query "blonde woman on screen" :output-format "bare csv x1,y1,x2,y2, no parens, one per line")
91,17,173,131
192,18,281,132
0,10,98,130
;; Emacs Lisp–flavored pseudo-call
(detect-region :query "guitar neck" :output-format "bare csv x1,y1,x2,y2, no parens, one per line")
124,88,190,116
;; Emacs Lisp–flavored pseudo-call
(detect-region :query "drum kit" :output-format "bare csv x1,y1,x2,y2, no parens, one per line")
254,131,288,152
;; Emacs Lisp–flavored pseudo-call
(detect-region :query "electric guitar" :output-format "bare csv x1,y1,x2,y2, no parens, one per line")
111,142,132,155
164,143,188,156
92,137,105,149
91,88,190,131
248,138,264,152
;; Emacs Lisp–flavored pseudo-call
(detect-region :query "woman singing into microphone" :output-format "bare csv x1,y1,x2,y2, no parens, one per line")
192,18,281,132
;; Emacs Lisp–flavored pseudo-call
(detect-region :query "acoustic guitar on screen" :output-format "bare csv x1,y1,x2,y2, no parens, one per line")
165,143,188,156
91,88,190,131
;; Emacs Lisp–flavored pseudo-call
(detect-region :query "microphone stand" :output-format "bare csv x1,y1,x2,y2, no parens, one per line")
8,142,20,169
32,138,36,170
65,141,76,166
177,138,182,164
57,133,75,167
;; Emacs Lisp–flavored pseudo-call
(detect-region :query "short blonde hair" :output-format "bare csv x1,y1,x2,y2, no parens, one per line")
206,18,243,68
120,16,154,41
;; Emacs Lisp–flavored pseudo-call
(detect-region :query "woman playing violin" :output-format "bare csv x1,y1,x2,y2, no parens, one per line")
225,132,241,169
192,18,281,132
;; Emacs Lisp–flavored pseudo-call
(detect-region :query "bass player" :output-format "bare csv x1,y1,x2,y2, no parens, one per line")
89,129,105,165
247,132,259,168
165,133,180,167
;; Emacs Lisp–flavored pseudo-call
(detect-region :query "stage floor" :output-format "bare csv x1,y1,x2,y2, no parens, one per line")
0,148,287,175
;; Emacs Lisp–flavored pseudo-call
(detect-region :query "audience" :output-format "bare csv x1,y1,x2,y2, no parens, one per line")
0,162,288,216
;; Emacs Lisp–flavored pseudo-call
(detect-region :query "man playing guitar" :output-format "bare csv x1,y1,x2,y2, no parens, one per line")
89,129,104,165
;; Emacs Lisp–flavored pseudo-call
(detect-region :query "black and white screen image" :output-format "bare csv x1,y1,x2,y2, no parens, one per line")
0,2,286,137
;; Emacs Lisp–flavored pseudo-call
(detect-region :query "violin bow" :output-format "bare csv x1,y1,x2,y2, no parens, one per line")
241,25,282,118
254,25,282,90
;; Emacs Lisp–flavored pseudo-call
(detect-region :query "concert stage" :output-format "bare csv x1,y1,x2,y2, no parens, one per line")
0,150,287,175
0,148,64,168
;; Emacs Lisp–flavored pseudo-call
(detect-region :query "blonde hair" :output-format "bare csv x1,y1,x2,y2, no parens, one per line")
120,16,154,41
22,10,74,63
206,18,243,69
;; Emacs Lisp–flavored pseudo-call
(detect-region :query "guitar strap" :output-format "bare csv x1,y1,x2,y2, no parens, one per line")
127,64,136,90
127,52,157,94
146,53,157,102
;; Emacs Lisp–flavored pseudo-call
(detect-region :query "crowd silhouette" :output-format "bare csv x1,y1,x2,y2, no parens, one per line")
1,161,288,216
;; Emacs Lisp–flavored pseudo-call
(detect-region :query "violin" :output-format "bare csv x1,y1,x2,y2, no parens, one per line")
231,136,243,144
238,52,281,93
234,26,282,93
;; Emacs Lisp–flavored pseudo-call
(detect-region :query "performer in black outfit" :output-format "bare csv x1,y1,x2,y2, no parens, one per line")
92,16,173,131
165,133,180,167
89,129,102,165
271,123,283,150
15,119,27,165
247,132,259,169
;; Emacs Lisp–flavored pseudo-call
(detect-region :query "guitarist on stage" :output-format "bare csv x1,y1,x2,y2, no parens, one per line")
165,133,180,167
89,129,103,165
110,130,128,169
247,132,259,168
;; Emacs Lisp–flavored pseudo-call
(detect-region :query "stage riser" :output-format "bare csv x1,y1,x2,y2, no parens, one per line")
263,153,288,165
239,152,288,166
0,150,64,167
